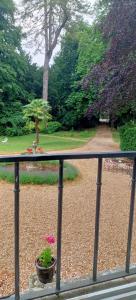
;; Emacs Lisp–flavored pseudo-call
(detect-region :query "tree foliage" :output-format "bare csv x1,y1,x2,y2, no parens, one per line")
48,24,79,118
1,0,135,135
48,22,106,128
76,24,106,78
0,0,42,136
84,0,136,125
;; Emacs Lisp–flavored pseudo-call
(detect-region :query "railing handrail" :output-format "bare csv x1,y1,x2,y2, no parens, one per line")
0,150,136,162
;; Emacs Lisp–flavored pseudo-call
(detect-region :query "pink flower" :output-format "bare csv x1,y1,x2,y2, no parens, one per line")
42,235,55,245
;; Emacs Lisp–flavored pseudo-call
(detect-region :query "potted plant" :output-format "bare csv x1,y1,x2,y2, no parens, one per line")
35,235,56,284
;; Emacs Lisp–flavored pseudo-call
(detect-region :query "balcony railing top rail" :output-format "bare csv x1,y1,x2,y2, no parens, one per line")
0,150,136,162
1,151,136,300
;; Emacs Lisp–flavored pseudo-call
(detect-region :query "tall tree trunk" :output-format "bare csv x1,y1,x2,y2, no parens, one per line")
43,53,49,100
35,119,39,144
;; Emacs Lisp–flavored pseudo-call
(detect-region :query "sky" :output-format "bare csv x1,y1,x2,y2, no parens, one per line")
14,0,96,66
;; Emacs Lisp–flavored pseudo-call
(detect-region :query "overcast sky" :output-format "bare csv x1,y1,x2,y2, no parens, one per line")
14,0,96,66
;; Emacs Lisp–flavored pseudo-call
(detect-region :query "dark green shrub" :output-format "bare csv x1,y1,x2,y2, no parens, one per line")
0,102,26,136
119,123,136,151
5,127,24,137
45,121,62,134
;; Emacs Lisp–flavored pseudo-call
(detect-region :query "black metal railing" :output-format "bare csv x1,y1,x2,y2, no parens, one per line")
0,151,136,300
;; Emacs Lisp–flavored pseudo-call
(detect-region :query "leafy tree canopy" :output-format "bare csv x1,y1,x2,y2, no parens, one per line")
0,0,43,136
84,0,136,125
48,21,106,129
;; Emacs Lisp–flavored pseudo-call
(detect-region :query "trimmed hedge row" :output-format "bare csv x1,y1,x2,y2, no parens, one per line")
119,123,136,151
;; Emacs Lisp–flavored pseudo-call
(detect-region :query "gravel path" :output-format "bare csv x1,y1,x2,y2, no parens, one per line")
0,126,136,296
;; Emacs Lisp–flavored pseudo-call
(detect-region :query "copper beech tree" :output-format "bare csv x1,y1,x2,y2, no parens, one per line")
83,0,136,124
21,0,89,101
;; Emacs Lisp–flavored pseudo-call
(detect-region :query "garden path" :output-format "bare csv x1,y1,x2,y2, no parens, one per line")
1,125,136,297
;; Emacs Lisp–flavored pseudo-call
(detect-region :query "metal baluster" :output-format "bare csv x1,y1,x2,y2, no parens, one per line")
56,160,64,293
126,158,136,273
93,158,103,281
14,162,20,300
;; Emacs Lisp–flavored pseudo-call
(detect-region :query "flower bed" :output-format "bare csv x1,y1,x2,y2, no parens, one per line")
0,160,79,185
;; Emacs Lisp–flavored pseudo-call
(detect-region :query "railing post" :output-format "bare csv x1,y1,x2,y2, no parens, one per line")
93,158,103,281
14,162,20,300
56,160,64,293
126,158,136,273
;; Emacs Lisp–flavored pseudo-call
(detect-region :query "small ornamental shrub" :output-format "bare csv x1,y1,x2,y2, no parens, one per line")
5,127,24,137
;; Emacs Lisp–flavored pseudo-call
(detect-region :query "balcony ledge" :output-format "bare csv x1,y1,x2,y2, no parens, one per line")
8,274,136,300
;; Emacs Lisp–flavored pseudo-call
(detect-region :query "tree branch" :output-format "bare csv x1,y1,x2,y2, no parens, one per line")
48,13,68,59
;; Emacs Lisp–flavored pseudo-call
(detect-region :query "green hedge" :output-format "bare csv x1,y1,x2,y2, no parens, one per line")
119,123,136,151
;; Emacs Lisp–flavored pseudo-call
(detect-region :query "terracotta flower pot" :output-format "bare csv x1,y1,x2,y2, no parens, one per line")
35,257,56,284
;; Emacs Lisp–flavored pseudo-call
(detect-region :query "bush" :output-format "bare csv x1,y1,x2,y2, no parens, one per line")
5,127,24,137
44,121,62,134
119,122,136,151
0,102,25,136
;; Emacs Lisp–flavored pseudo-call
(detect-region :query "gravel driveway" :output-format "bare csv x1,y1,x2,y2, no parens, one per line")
0,126,136,296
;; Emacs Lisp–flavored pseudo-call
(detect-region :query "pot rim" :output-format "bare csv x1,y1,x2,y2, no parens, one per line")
35,257,56,270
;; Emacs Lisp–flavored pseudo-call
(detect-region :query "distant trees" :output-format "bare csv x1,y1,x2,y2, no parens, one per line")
21,0,89,101
1,0,135,135
48,22,106,128
48,24,79,119
0,0,42,136
48,0,136,128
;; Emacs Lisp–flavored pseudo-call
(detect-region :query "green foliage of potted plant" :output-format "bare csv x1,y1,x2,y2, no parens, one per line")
35,235,56,284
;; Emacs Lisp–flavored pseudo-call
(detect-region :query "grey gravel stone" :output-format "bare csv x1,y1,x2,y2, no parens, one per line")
29,273,56,290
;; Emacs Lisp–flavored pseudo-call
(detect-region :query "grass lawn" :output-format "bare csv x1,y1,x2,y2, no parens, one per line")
0,129,96,153
51,129,96,139
112,129,120,144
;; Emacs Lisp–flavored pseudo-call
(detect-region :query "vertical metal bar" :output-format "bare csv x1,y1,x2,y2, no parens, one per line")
14,162,20,300
93,158,103,281
56,160,64,293
126,158,136,273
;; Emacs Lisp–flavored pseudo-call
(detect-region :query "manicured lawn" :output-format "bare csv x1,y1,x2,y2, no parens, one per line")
112,129,120,144
0,129,96,153
52,129,96,139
